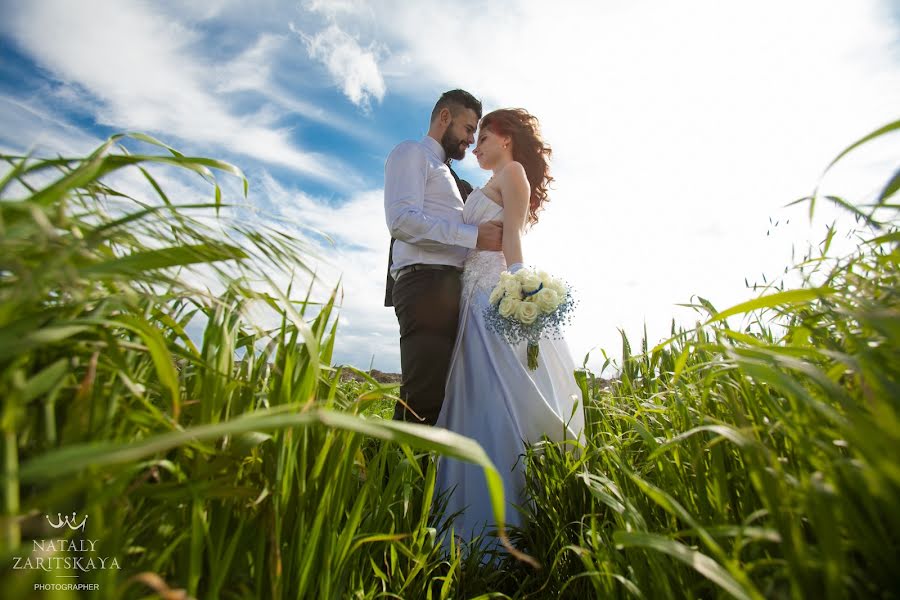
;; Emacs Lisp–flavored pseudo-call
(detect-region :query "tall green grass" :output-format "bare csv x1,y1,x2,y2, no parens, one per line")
0,119,896,599
0,134,513,599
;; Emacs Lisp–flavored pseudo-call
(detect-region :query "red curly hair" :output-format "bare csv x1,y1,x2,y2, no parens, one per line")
480,108,553,226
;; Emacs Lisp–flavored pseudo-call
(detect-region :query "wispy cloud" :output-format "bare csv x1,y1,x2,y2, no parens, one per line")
302,0,375,21
1,0,358,187
212,32,386,146
295,22,386,111
0,93,102,156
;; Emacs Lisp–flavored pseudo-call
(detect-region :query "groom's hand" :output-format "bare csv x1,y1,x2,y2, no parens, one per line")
476,220,503,251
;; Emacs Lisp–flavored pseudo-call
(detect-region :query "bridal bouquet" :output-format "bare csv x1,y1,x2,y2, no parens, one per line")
483,266,576,370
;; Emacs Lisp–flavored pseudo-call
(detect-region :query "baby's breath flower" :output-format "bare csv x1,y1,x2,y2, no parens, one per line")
483,266,577,371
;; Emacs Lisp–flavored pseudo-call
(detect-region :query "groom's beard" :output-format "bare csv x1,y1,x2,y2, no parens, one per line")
441,126,467,161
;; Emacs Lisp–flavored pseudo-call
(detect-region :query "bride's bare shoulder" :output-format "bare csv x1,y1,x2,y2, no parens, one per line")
497,161,530,194
498,161,527,181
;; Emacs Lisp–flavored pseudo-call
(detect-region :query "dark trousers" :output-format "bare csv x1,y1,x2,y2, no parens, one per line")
391,269,461,425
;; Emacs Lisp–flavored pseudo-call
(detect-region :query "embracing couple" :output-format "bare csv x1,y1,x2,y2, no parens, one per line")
383,89,584,548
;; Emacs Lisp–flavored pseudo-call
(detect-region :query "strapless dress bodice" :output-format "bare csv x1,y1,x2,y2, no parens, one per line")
461,189,506,296
463,187,504,226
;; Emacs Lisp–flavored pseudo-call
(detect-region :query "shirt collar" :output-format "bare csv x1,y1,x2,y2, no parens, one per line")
421,135,446,163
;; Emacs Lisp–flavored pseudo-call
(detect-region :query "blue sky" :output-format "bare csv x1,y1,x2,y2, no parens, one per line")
2,0,899,373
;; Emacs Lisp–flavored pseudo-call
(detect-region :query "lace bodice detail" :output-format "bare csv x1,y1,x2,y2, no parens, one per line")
461,189,506,297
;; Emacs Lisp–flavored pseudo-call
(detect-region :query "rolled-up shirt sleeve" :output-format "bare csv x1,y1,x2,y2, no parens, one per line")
384,143,479,250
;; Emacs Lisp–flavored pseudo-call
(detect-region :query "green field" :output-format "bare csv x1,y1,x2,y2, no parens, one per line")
1,123,897,599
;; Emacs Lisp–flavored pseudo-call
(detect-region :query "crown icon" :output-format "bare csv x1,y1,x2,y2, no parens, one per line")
45,512,88,532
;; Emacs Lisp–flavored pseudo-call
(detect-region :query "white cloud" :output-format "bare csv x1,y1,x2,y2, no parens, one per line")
215,33,284,95
1,0,357,188
303,0,375,21
297,23,386,111
0,94,102,156
211,32,388,147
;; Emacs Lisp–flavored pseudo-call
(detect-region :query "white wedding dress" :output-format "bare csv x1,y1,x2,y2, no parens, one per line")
434,188,585,549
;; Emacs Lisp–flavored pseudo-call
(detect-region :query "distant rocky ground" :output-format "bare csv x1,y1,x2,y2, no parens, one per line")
338,368,402,384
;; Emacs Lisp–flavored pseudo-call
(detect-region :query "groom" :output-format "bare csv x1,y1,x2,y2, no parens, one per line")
384,89,503,425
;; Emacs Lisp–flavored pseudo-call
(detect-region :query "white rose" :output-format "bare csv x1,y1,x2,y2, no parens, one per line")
534,288,561,313
537,270,552,286
502,277,522,298
498,296,520,318
489,284,504,305
516,270,542,295
549,278,568,298
515,300,540,325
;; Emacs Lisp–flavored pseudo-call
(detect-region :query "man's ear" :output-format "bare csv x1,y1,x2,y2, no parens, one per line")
440,107,452,126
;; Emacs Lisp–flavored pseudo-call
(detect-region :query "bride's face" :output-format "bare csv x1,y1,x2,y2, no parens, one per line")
472,128,511,171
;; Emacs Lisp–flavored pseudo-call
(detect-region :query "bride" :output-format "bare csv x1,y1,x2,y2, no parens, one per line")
434,108,585,553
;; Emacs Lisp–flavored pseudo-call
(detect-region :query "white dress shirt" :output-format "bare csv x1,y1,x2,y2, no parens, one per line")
384,136,479,278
